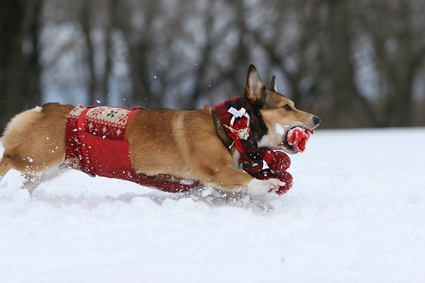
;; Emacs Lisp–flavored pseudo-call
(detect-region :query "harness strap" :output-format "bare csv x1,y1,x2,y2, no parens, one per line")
77,108,92,133
123,106,143,141
76,107,95,176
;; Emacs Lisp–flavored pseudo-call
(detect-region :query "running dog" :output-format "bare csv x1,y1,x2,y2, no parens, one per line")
0,65,320,194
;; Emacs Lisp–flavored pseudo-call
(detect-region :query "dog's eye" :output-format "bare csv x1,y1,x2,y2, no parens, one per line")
283,104,292,111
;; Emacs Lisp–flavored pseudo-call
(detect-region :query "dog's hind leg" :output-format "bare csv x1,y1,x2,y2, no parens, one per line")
22,164,62,195
0,152,13,182
23,174,42,195
0,103,72,193
0,152,41,194
0,153,36,194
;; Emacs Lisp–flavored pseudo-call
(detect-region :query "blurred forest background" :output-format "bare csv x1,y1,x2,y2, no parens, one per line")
1,0,425,132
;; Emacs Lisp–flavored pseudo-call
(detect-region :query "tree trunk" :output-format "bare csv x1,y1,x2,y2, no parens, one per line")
102,0,119,106
81,0,97,105
328,0,374,128
23,0,43,110
0,0,25,133
392,2,414,127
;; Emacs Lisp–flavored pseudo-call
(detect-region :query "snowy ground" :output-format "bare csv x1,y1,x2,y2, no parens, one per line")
0,128,424,283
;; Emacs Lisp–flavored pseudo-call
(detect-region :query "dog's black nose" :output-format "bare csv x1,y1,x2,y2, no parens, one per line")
313,116,321,125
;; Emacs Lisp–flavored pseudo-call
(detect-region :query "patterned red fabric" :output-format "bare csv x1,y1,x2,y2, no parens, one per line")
214,96,252,154
64,105,200,193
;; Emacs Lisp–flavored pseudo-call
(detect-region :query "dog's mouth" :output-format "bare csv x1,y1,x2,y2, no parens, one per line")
280,126,313,154
281,128,299,154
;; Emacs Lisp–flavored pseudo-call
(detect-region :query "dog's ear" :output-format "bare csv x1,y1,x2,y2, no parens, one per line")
245,65,265,104
268,76,277,92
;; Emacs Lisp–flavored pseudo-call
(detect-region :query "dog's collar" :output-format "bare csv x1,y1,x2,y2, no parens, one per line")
214,96,257,154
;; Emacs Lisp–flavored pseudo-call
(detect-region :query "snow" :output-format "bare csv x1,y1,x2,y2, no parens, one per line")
1,128,425,283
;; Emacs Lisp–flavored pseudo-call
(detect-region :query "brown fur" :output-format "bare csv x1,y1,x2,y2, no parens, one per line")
0,103,73,177
0,65,320,194
125,106,254,190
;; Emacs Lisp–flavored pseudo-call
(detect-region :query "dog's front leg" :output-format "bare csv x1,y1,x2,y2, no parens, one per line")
199,165,280,194
246,178,281,194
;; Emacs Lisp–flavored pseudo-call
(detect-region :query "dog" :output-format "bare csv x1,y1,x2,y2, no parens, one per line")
0,65,320,195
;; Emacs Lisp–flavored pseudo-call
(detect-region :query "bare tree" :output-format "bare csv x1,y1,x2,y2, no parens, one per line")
0,0,43,134
79,0,97,105
355,0,425,127
101,0,119,105
2,0,425,129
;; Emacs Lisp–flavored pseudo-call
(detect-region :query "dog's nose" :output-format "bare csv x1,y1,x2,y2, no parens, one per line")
312,116,321,125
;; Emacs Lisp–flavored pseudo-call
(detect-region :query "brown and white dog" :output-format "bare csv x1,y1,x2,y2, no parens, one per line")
0,65,320,194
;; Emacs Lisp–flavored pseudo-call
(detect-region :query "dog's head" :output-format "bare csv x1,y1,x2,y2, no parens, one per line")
242,65,321,154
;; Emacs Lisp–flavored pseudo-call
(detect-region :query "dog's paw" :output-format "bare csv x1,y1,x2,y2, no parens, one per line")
247,178,280,194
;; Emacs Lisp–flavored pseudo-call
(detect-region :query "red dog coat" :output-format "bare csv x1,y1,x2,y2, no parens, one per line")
64,105,200,193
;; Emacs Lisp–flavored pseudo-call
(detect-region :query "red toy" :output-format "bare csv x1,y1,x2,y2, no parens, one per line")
286,127,313,152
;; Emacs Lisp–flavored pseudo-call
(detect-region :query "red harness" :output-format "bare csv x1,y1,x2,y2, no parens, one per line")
64,105,200,193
